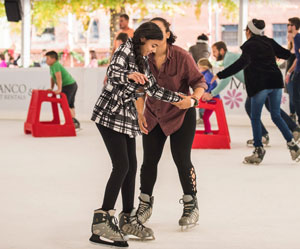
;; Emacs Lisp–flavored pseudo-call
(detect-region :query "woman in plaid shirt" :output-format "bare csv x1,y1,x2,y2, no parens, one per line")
90,22,184,247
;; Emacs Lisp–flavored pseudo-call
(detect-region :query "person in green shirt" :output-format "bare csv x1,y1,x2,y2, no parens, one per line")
45,51,80,129
202,41,300,146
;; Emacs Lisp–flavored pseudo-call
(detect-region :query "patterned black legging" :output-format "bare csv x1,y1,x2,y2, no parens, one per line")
140,108,197,196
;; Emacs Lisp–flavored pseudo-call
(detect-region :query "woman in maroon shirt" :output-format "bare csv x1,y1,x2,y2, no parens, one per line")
135,17,207,229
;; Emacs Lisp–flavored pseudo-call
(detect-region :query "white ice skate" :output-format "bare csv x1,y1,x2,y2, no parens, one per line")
243,147,265,165
119,209,155,241
287,139,300,162
179,195,199,231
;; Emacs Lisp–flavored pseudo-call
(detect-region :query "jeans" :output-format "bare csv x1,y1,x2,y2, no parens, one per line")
245,96,297,137
245,97,268,136
287,72,295,114
292,71,300,124
251,89,293,147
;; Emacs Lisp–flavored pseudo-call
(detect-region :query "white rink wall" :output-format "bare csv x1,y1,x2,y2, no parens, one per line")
0,67,290,124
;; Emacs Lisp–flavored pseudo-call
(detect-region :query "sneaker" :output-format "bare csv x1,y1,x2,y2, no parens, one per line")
178,195,199,228
136,193,154,224
119,209,154,240
246,134,269,147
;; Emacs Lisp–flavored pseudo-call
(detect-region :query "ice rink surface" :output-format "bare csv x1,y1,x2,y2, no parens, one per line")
1,119,300,249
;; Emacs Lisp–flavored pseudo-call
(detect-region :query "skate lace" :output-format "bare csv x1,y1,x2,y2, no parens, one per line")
130,215,146,231
179,199,194,217
137,200,150,216
108,216,121,233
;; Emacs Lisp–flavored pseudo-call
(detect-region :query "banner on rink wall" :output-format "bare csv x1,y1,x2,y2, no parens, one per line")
0,67,290,120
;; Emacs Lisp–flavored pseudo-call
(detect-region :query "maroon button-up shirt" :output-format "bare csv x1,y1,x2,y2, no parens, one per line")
145,44,207,136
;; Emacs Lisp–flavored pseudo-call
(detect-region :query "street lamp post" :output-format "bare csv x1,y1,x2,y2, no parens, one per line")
21,0,31,68
238,0,248,47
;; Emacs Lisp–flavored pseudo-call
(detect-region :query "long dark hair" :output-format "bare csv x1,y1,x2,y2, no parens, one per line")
132,22,163,73
151,17,177,44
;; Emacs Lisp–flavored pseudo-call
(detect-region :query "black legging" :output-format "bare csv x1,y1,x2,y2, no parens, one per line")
96,123,137,213
140,108,197,196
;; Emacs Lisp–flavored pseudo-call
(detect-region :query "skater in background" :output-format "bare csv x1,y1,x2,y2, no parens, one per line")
203,41,300,146
45,51,80,129
135,17,207,229
210,19,300,165
197,58,220,134
90,22,186,247
0,53,7,68
103,33,129,86
286,17,300,125
111,14,134,56
115,32,129,49
189,33,210,125
87,50,98,68
285,32,296,122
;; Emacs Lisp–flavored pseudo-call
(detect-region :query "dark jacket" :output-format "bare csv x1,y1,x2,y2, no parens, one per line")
188,42,210,63
217,35,291,97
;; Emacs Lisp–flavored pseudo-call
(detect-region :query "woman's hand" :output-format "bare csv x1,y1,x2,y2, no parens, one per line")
128,72,148,85
285,73,291,84
202,92,213,101
172,94,193,109
138,114,148,134
210,75,219,83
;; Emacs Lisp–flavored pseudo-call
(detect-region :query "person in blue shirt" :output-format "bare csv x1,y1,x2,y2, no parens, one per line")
197,58,220,134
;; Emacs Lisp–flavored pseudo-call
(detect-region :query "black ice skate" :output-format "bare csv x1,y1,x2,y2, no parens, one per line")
119,209,155,240
136,193,154,224
89,209,128,247
179,195,199,231
243,146,265,165
287,139,300,161
246,134,269,147
72,117,81,130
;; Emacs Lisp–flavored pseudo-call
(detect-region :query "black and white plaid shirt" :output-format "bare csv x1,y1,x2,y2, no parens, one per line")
91,39,181,137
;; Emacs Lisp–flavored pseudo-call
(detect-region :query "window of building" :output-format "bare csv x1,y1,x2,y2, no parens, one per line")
273,24,287,45
221,25,238,46
90,19,99,40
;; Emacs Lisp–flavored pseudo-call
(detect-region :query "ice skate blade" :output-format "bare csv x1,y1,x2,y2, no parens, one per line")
89,234,128,247
180,223,198,231
247,144,270,148
243,160,261,165
128,235,155,241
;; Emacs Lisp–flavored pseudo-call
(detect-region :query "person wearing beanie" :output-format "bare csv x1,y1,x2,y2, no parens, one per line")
210,18,300,165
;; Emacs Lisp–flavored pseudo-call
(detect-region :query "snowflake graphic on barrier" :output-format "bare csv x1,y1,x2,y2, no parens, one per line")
223,89,243,109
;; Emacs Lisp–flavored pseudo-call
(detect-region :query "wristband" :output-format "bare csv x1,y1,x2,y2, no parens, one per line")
191,97,199,107
190,98,195,107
